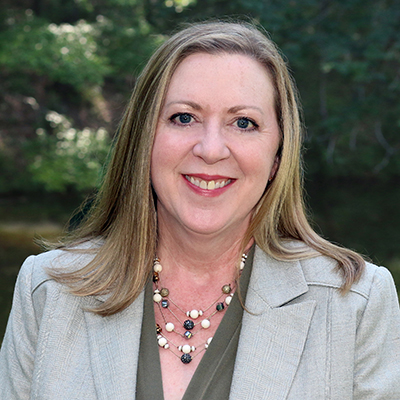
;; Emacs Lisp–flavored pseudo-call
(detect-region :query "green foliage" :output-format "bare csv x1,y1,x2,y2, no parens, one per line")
0,12,110,90
0,0,399,195
27,111,111,192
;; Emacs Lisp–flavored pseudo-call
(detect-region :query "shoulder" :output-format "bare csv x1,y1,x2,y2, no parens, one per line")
10,243,101,337
299,254,396,300
19,242,99,295
253,243,398,306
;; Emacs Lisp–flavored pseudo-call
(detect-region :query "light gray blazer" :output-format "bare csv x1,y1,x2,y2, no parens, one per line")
1,246,400,399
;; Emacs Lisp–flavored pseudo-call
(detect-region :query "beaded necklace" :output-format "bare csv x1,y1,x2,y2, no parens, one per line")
153,254,247,364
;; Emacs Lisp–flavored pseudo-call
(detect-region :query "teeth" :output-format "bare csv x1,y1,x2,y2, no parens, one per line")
185,176,231,191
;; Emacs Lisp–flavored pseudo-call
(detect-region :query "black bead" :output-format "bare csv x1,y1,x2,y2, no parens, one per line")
183,320,195,330
216,302,225,311
181,353,192,364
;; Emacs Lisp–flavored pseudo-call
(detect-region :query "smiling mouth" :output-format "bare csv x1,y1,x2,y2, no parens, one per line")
184,175,232,191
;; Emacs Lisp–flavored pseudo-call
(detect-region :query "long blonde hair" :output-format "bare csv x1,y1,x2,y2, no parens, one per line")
48,21,364,315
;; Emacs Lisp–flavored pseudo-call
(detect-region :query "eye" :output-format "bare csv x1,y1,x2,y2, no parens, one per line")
170,113,194,125
235,117,258,131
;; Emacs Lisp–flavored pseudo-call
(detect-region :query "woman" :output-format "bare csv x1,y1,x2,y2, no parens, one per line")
1,21,399,400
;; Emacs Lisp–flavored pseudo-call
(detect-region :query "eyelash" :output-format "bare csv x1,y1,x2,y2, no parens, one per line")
234,117,259,131
168,113,259,131
169,113,194,125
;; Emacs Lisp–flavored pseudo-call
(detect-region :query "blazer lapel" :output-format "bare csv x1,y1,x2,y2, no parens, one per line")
230,247,316,400
83,292,144,400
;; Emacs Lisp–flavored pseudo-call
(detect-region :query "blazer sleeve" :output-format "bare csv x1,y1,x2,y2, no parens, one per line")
0,256,39,400
354,266,400,399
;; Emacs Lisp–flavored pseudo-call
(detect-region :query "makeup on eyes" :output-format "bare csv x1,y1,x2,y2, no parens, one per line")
168,112,260,132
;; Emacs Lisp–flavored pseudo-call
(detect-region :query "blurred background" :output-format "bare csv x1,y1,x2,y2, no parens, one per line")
1,0,399,340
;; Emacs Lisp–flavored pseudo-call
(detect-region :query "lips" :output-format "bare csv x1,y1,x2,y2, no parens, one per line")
184,175,232,191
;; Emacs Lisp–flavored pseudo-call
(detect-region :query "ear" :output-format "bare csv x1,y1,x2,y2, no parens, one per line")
269,155,280,181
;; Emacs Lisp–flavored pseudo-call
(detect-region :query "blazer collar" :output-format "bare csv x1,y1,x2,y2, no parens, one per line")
230,246,316,400
249,245,309,308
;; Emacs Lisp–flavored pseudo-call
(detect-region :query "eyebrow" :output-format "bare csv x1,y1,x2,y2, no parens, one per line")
227,105,264,115
165,101,202,110
165,101,264,115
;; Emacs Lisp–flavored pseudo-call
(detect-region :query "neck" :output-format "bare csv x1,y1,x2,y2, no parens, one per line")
156,213,253,282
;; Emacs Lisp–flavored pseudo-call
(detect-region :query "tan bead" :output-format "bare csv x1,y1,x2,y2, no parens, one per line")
160,288,169,297
222,284,231,294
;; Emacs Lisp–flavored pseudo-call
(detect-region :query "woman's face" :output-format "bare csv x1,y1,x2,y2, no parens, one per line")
151,52,281,238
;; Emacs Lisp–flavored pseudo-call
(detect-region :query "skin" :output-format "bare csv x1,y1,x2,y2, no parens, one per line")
150,52,281,400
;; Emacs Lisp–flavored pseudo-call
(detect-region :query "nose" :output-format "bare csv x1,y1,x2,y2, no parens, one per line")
192,122,230,164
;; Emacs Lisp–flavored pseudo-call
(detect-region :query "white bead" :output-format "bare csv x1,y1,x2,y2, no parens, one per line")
166,322,175,332
207,337,213,345
186,311,190,317
158,337,167,347
164,343,169,349
153,293,162,302
157,335,162,339
153,262,162,273
225,295,232,305
205,344,209,349
201,319,211,329
190,309,199,319
191,346,196,352
178,345,182,351
240,260,245,270
182,345,191,354
199,310,203,316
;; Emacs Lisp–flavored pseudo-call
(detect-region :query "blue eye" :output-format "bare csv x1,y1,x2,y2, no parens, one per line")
171,113,193,125
235,117,258,130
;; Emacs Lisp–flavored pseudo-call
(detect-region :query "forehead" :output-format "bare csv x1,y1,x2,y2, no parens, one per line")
165,52,275,107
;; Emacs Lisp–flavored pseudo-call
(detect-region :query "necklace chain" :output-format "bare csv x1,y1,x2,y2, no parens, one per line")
152,254,247,364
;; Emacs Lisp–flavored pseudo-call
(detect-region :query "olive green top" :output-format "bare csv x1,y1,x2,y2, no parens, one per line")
136,245,255,400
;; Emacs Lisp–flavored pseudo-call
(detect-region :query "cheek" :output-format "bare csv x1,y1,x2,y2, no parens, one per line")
243,149,276,180
150,133,172,175
151,128,190,167
150,130,187,191
150,135,166,189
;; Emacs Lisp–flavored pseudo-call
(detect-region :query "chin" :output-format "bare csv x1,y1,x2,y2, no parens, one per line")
181,215,249,238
